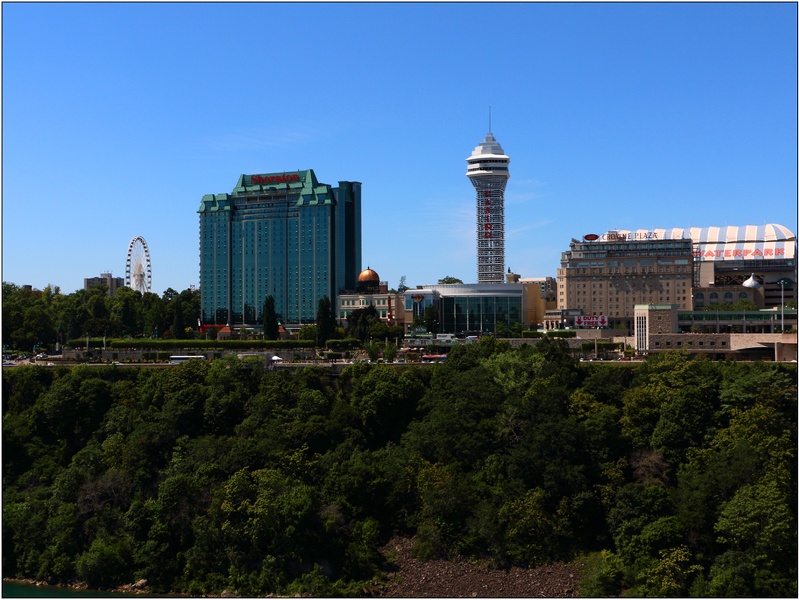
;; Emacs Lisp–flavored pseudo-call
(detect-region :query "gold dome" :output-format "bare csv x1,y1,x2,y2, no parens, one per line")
357,268,380,283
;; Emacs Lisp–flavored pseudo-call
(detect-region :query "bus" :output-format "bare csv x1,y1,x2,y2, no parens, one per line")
168,355,207,365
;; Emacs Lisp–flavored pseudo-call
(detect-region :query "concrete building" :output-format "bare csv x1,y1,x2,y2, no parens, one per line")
556,224,795,333
633,303,797,361
557,235,696,331
84,272,125,296
515,275,558,329
198,170,361,329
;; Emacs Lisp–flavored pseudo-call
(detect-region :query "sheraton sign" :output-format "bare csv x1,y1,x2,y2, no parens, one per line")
249,173,299,184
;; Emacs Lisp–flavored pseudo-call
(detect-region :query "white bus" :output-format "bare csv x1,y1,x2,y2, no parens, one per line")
168,355,207,365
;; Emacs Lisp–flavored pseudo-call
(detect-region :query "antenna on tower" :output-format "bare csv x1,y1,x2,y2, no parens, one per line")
488,106,492,133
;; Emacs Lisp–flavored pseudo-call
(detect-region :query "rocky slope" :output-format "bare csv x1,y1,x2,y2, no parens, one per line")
373,537,584,598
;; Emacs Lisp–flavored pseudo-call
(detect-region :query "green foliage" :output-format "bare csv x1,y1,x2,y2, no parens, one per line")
106,338,313,349
326,338,361,351
262,295,279,340
546,329,576,337
2,353,795,597
3,282,202,351
423,305,440,336
521,330,544,338
316,296,336,347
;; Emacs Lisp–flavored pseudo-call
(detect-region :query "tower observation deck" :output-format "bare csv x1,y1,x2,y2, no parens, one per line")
466,131,510,284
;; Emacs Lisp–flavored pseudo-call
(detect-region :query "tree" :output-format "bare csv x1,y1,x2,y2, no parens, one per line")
346,306,377,342
316,296,336,347
171,299,185,339
438,276,463,285
397,276,409,293
263,296,279,340
298,325,317,341
382,341,398,363
423,305,440,336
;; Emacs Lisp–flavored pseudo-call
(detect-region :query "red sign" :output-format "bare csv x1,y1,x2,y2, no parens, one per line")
694,247,785,259
575,315,608,328
250,173,299,184
584,234,599,241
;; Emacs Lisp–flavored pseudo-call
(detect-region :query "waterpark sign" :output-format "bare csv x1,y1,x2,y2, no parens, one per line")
694,247,786,260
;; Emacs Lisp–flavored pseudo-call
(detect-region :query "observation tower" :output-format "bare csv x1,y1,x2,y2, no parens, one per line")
466,129,510,284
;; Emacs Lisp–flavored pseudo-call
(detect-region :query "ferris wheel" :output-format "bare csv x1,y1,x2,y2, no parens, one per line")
125,236,152,294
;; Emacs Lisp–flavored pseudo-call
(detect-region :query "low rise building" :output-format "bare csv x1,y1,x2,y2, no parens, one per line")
337,268,403,327
84,272,125,296
633,303,797,361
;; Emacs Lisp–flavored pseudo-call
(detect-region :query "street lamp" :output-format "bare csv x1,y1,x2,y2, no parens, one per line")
776,277,793,333
742,274,761,334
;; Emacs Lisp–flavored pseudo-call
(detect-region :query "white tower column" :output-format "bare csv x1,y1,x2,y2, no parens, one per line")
466,132,510,284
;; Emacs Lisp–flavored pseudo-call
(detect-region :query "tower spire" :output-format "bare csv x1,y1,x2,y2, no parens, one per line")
488,106,492,133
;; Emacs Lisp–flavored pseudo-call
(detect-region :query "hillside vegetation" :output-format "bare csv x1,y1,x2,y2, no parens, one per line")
3,339,796,597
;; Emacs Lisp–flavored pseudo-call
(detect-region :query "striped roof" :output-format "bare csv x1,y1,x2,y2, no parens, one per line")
606,224,796,261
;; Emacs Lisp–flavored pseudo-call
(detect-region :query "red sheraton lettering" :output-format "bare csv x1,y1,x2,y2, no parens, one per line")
250,173,299,184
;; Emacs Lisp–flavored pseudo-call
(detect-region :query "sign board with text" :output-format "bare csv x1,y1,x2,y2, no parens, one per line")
575,315,608,328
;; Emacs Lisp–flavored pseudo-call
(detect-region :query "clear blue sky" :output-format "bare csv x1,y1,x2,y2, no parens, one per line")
3,2,796,295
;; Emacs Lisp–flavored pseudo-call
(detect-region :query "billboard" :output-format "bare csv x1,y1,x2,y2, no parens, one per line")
575,315,608,328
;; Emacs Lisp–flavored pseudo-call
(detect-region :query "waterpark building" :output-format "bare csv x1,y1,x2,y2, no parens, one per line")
556,224,796,332
198,170,361,328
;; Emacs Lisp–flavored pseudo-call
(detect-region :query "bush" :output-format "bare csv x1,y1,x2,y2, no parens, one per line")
578,550,624,597
547,330,576,338
75,535,132,588
521,331,544,338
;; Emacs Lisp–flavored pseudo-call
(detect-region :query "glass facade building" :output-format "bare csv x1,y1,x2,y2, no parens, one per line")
198,170,361,327
403,284,523,334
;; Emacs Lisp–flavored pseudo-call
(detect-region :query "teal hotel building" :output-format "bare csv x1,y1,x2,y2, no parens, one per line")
198,170,361,329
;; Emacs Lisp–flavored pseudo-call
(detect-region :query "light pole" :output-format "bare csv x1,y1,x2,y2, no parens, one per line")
742,273,761,332
780,280,784,332
775,277,793,333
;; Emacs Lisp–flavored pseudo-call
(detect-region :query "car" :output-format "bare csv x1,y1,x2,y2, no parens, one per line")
35,353,48,359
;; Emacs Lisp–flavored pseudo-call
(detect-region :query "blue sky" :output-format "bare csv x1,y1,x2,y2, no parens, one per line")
3,2,796,295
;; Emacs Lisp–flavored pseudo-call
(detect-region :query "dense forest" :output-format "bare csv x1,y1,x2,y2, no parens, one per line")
2,282,202,351
3,339,796,597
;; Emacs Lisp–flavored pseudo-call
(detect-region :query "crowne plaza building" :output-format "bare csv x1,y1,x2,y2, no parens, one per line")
198,170,361,328
557,234,695,331
557,224,796,332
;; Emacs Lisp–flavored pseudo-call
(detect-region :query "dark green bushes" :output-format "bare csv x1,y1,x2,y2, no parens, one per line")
2,347,796,596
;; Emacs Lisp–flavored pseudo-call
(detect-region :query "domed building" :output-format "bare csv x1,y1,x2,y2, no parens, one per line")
338,266,404,328
357,267,381,295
